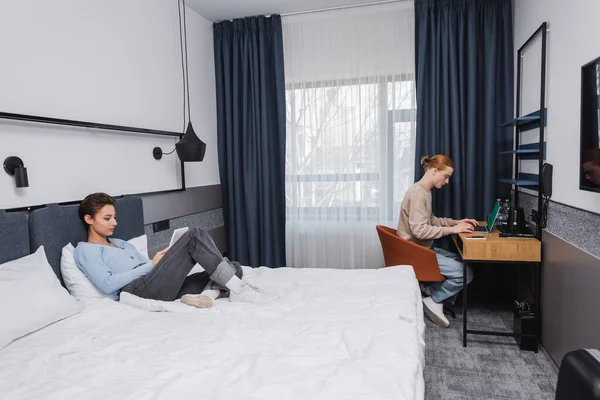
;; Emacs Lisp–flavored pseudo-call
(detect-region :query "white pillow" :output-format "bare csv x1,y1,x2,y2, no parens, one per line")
0,246,81,350
128,234,149,259
60,234,149,300
60,243,108,300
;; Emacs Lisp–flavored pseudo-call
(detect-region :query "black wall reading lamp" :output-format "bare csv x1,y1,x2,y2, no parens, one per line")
153,0,206,163
3,156,29,188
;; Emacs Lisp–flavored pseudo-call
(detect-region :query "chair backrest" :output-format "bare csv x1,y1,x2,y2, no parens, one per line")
375,225,445,282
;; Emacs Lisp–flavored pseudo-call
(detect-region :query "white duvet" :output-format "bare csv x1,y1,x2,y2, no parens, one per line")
0,266,425,400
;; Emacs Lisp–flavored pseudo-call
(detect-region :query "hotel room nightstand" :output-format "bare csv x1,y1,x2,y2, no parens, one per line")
451,225,542,351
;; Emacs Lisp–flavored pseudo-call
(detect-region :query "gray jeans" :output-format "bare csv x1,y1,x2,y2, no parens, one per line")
121,227,243,301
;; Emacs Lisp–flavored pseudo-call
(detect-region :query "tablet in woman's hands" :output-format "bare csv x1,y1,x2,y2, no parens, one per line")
169,227,189,247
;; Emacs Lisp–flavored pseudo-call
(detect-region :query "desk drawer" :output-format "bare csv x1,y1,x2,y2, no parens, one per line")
461,240,541,262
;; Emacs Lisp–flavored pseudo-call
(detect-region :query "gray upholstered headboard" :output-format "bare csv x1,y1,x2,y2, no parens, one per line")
28,196,145,285
0,210,30,265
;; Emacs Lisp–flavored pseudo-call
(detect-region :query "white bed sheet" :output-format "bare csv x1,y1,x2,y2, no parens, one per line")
0,265,425,400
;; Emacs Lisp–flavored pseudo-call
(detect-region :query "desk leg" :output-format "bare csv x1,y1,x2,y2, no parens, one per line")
462,261,468,347
535,262,541,353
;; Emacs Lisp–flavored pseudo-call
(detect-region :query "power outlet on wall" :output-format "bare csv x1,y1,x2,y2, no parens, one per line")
152,220,170,233
531,209,538,223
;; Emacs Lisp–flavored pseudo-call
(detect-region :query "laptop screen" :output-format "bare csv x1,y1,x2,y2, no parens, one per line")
486,202,501,230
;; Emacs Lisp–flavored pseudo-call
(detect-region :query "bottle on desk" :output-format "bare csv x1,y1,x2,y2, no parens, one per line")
495,198,510,230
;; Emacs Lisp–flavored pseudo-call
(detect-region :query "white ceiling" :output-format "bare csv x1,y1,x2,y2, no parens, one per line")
186,0,393,22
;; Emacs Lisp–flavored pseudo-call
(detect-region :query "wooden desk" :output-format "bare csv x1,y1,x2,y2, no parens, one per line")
451,228,541,262
451,225,542,350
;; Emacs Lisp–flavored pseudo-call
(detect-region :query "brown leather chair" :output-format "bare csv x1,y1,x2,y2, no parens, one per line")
376,225,455,317
376,225,444,281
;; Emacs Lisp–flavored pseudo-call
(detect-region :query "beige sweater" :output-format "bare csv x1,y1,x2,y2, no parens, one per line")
397,183,457,249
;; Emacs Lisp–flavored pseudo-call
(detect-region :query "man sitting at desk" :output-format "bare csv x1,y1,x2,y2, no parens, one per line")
397,154,477,328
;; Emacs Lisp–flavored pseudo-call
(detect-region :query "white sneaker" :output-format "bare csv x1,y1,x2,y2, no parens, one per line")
422,297,450,328
181,294,214,308
229,283,278,303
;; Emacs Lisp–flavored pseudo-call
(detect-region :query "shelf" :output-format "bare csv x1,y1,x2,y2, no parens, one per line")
498,178,539,186
500,109,547,132
498,149,539,155
498,173,539,187
498,142,546,159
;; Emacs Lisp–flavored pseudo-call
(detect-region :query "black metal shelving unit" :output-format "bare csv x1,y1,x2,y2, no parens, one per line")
499,22,548,241
496,22,549,349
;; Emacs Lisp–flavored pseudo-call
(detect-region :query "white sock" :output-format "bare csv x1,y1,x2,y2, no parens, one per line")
224,275,243,294
200,288,220,300
198,281,222,300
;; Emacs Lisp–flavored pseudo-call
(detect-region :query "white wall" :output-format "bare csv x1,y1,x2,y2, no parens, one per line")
514,0,600,214
0,0,219,209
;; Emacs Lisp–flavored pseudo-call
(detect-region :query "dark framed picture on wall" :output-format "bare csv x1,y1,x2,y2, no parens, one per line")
580,56,600,193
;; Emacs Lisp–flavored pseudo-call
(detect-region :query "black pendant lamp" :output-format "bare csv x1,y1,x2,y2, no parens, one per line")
153,0,206,162
176,0,205,162
176,121,206,162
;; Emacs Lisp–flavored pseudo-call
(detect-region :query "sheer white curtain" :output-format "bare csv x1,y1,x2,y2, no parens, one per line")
283,2,416,269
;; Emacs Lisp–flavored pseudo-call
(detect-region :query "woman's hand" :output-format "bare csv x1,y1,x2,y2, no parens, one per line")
457,218,478,228
451,222,475,234
152,248,169,267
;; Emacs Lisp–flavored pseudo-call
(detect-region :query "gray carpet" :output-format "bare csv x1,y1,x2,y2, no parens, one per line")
424,307,559,400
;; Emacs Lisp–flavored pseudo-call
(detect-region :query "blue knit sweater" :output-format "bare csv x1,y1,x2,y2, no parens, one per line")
74,239,153,299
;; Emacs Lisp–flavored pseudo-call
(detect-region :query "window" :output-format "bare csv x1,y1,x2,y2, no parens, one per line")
285,74,416,222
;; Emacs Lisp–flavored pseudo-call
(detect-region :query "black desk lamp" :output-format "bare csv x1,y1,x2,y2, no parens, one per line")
153,0,206,162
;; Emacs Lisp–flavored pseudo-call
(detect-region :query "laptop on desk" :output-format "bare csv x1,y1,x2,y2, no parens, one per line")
473,202,500,233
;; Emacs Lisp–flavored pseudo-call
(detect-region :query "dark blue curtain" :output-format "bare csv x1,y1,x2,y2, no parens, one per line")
213,15,286,268
414,0,513,220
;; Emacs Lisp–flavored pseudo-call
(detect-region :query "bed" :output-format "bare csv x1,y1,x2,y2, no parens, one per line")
0,197,425,400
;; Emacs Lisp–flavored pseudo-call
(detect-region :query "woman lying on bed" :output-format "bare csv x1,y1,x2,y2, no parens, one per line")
74,192,275,308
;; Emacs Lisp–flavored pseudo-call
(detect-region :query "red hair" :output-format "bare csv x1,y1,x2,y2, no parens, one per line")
420,154,454,171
